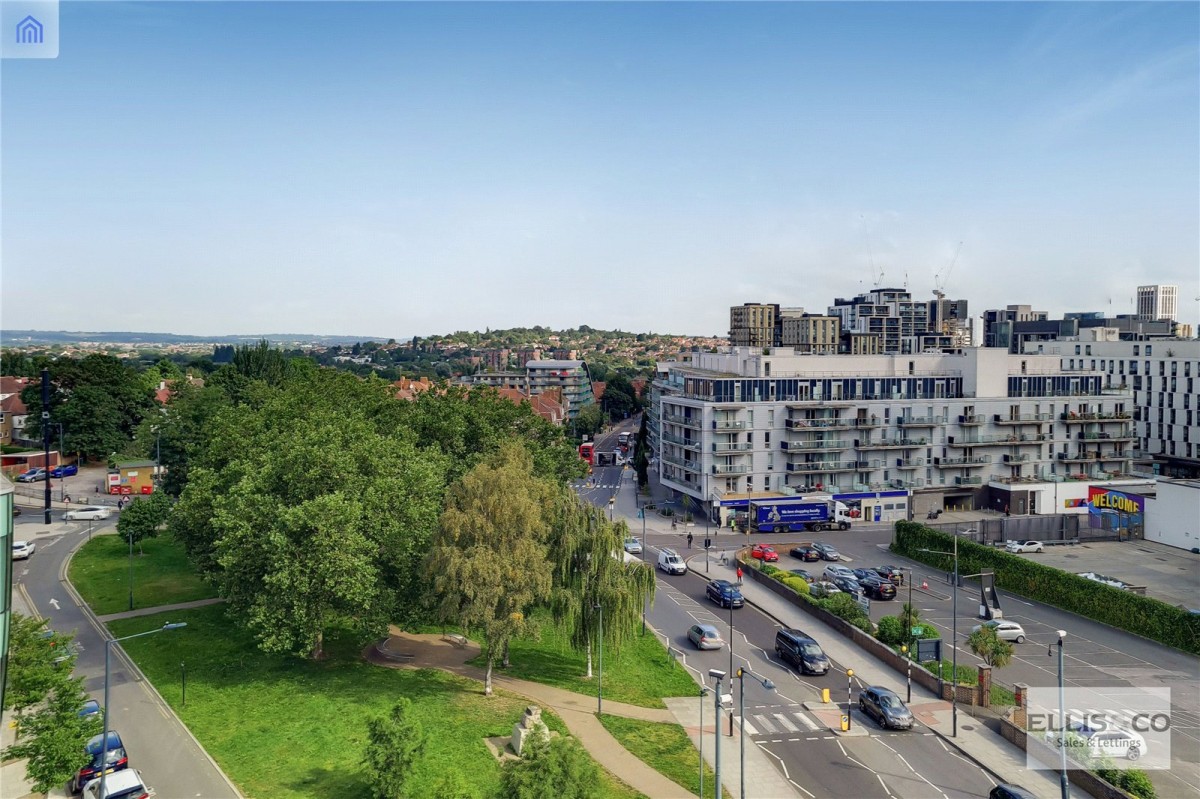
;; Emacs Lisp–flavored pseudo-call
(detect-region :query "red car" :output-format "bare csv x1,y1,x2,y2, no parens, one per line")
751,544,779,562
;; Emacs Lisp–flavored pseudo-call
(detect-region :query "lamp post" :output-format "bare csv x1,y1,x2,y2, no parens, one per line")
699,686,712,799
128,521,135,612
1053,630,1070,799
709,670,726,799
919,529,963,737
736,668,775,799
727,597,735,736
901,645,912,703
846,668,854,730
101,622,187,796
595,602,604,715
640,500,647,636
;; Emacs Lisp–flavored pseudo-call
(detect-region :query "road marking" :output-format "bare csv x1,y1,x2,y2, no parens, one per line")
753,714,778,734
773,713,799,732
876,773,898,799
875,739,948,799
734,716,759,735
49,598,61,610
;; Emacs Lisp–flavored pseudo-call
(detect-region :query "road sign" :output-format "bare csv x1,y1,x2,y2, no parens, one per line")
911,626,923,636
917,638,942,663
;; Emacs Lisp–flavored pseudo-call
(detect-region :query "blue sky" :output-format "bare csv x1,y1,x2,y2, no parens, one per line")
2,1,1197,338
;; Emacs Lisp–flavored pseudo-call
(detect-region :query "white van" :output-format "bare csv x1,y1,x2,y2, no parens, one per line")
658,547,687,575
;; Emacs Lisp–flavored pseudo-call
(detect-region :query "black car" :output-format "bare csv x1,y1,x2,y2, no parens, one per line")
790,546,821,562
873,566,905,585
706,579,744,608
73,730,128,792
812,543,840,561
851,568,875,582
775,629,830,675
989,785,1038,799
860,575,897,600
830,575,861,596
858,686,914,730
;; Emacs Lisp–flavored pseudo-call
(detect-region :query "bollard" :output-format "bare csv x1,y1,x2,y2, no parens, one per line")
821,688,830,703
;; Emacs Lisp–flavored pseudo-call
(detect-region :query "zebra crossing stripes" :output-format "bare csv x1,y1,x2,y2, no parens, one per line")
741,709,821,737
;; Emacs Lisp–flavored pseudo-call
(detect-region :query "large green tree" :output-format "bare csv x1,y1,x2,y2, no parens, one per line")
362,698,426,799
427,443,555,695
117,490,173,554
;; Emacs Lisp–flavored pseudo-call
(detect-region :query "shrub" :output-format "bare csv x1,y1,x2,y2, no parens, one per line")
761,564,780,577
817,592,870,628
362,698,426,799
781,576,810,595
500,736,600,799
1116,769,1157,799
892,522,1200,655
876,616,904,646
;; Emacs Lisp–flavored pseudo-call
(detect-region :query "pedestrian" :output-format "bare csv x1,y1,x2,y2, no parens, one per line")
64,494,71,504
736,565,743,585
687,531,693,549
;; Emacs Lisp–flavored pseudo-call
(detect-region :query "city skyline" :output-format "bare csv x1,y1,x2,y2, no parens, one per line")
2,2,1197,338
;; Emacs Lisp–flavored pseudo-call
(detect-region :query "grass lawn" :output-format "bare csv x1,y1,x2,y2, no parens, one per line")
109,605,643,799
598,715,714,797
460,612,699,709
69,533,218,615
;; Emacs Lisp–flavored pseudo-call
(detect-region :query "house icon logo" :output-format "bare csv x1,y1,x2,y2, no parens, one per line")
16,15,43,45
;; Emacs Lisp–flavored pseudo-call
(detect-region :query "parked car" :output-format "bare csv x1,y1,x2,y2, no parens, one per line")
823,564,856,581
790,545,821,562
788,569,816,583
1086,728,1146,761
971,620,1027,643
72,731,129,793
751,544,779,562
81,768,149,799
706,579,744,608
872,565,905,585
688,623,725,650
858,686,914,730
812,542,840,561
51,464,80,478
64,506,114,521
12,540,35,560
810,580,842,597
775,629,830,675
1005,540,1045,554
657,548,687,575
851,568,875,582
860,575,897,600
78,699,102,719
831,575,862,596
12,505,21,517
623,537,643,555
16,468,47,482
1043,719,1102,748
989,785,1038,799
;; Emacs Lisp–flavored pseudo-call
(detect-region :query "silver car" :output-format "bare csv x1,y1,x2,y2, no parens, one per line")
971,620,1027,643
687,623,724,650
64,506,114,521
623,537,643,555
823,564,856,582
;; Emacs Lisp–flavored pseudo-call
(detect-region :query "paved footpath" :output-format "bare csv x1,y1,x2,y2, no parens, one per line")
96,597,225,623
369,630,695,798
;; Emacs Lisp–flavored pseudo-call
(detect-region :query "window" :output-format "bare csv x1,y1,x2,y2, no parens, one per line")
764,431,770,445
1146,345,1152,356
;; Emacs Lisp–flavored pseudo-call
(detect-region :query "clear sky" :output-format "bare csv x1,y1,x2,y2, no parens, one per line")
2,1,1197,339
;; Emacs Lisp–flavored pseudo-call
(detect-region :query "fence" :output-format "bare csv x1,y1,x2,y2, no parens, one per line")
923,514,1087,545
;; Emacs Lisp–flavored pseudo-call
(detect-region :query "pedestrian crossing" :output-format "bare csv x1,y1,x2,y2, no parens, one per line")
737,707,821,736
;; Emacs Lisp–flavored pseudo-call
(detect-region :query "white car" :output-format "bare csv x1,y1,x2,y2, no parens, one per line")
82,768,149,799
1086,728,1147,761
64,506,114,521
12,540,35,560
971,620,1027,643
1005,540,1044,553
623,537,643,555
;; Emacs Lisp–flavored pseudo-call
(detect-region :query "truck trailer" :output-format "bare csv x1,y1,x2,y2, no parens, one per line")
748,497,853,533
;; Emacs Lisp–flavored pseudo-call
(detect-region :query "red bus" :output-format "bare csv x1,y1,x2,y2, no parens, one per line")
578,442,594,465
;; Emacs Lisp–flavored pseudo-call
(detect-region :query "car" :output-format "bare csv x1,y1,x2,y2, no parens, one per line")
1043,719,1102,748
775,629,830,675
860,575,897,600
623,537,643,555
16,468,48,482
12,540,35,560
831,575,862,596
1005,540,1045,554
851,568,875,581
706,579,744,608
688,623,725,650
812,543,840,561
51,464,80,477
810,580,842,597
971,620,1027,643
1086,728,1146,761
81,768,149,799
788,569,816,583
790,545,821,562
751,544,779,562
12,505,21,516
823,564,856,581
858,686,914,730
64,506,114,521
78,699,102,719
989,785,1038,799
657,548,687,575
872,565,905,585
72,731,129,793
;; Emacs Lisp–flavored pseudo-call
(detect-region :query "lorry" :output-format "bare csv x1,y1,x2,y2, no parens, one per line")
748,497,853,533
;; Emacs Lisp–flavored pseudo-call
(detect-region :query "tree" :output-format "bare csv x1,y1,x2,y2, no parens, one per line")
499,736,601,799
427,443,555,695
572,405,605,439
429,772,479,799
362,698,427,799
547,491,655,678
117,491,173,554
966,625,1014,668
876,616,904,646
899,602,923,644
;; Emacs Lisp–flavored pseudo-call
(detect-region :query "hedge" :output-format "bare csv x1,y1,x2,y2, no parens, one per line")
893,522,1200,655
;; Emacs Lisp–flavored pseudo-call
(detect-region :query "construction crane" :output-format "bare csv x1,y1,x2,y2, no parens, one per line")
933,241,963,301
861,214,885,289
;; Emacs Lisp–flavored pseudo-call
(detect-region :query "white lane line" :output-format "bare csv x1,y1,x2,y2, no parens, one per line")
754,714,778,734
874,738,949,799
773,713,799,733
734,716,759,735
876,773,898,799
793,712,820,732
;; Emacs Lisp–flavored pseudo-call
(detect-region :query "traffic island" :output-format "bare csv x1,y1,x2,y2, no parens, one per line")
802,701,869,737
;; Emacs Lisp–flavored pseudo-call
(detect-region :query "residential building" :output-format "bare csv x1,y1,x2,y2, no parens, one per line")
460,359,594,418
0,377,31,446
647,346,1136,521
1137,285,1179,322
982,305,1050,351
495,387,569,426
0,476,12,711
827,288,960,354
729,303,779,348
781,314,840,353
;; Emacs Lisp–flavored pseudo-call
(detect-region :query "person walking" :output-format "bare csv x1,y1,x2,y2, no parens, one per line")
736,565,744,585
686,531,693,549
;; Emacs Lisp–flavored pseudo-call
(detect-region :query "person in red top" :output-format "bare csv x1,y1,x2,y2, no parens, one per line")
736,566,743,584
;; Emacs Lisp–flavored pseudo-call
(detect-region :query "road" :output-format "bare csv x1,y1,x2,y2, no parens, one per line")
11,512,239,799
736,523,1200,799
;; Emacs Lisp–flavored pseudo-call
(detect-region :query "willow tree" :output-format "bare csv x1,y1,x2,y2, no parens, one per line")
427,442,555,695
548,490,656,679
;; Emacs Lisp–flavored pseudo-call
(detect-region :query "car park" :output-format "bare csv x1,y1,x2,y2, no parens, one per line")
657,548,687,575
858,686,914,729
751,544,779,562
812,542,840,561
1005,540,1045,554
860,575,896,600
81,768,149,799
12,540,35,560
623,537,642,555
971,620,1027,643
823,564,856,581
706,579,744,608
73,731,129,793
64,506,114,521
688,623,725,650
788,569,816,583
775,629,830,675
790,545,821,562
51,464,80,477
16,468,47,482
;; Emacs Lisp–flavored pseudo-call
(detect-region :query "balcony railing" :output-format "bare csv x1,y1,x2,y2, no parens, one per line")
958,414,985,425
895,458,925,468
856,438,928,449
1078,432,1136,441
897,417,941,427
786,462,858,473
712,442,753,452
661,453,700,471
1060,412,1133,423
854,417,882,428
948,434,1047,447
781,440,850,452
993,413,1054,425
1002,454,1031,463
934,455,991,467
712,463,749,475
1057,452,1097,462
662,412,701,428
785,418,854,430
955,476,983,486
713,419,746,430
662,433,700,450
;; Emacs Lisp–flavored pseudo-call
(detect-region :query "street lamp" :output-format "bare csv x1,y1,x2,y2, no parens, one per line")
698,685,712,799
727,595,735,735
736,668,775,799
919,528,964,737
709,669,726,799
595,602,604,714
1051,630,1070,799
128,523,135,612
846,668,855,730
101,622,187,796
900,645,912,703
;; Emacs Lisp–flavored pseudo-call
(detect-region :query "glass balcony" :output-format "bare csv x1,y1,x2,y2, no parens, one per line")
781,440,849,452
786,462,858,473
1002,454,1031,463
955,476,983,485
958,414,985,425
856,438,928,449
712,463,749,475
712,442,753,453
993,413,1054,425
662,412,701,428
933,455,991,467
713,419,746,430
897,417,941,427
1060,411,1133,423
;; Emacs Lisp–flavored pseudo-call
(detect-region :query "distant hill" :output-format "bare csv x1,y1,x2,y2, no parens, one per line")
0,330,393,346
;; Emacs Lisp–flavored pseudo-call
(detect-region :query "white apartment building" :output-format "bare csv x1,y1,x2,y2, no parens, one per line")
1136,284,1178,322
647,347,1137,520
1036,337,1200,478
